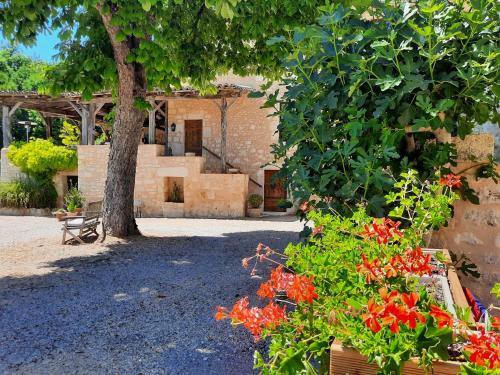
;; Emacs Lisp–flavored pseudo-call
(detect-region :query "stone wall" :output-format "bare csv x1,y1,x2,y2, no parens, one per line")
0,148,22,182
78,145,248,218
431,134,500,306
166,95,278,196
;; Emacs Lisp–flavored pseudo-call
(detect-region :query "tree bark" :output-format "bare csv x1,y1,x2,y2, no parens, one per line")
98,5,147,237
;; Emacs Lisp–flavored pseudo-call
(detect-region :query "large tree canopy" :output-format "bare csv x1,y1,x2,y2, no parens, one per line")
1,0,353,236
268,0,499,216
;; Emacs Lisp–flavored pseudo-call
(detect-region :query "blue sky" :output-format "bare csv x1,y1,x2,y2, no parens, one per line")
1,32,60,62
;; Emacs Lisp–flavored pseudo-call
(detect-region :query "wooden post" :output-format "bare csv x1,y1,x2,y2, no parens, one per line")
69,102,90,145
213,97,238,173
2,106,9,148
148,101,156,144
2,102,22,148
220,97,228,173
88,103,96,145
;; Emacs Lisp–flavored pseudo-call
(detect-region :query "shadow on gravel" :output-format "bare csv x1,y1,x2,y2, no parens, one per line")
0,229,299,375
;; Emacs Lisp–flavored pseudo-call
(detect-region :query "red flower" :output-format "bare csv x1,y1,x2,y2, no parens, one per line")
465,327,500,369
362,289,426,334
256,266,318,304
215,297,288,340
357,254,384,284
492,316,500,330
242,258,249,269
429,304,454,328
400,292,426,329
312,225,324,237
299,201,310,212
363,218,403,244
286,275,318,304
362,299,384,333
439,173,462,189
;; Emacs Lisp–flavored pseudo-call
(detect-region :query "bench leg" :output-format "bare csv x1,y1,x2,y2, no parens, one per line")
100,222,106,243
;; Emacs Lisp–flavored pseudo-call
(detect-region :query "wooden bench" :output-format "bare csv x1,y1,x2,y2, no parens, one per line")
61,200,106,244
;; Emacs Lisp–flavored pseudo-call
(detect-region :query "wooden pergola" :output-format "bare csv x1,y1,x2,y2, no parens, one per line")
0,84,251,150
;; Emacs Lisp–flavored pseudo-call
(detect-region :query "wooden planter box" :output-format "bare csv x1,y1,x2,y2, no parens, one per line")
330,342,461,375
330,249,469,374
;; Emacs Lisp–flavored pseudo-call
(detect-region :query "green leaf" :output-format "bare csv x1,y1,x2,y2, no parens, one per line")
375,76,403,91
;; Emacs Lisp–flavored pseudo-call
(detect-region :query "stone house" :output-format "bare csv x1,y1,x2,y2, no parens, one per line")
1,76,291,218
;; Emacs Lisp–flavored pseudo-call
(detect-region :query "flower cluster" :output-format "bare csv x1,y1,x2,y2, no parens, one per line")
258,265,318,304
216,297,287,339
217,249,318,340
429,304,454,328
363,218,403,244
464,327,500,370
439,173,462,189
357,247,433,284
362,288,426,334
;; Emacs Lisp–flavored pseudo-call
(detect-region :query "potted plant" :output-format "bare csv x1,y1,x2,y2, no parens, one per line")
53,208,67,221
163,182,184,218
247,194,263,218
216,171,500,374
64,187,85,216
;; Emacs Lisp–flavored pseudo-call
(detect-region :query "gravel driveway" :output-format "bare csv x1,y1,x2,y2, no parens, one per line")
0,216,302,375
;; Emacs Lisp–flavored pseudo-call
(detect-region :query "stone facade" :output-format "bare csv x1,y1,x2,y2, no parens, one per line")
164,95,278,196
431,134,500,306
0,148,22,182
78,145,248,218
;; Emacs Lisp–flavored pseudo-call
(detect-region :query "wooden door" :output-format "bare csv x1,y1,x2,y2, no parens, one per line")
184,120,203,156
264,170,287,212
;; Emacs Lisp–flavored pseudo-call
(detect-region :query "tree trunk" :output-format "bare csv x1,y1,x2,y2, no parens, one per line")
98,6,147,237
220,97,228,173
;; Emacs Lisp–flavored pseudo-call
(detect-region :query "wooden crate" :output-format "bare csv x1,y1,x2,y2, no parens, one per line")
330,249,469,374
330,343,461,375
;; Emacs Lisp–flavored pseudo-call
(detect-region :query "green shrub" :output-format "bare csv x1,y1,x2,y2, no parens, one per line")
269,0,499,216
59,121,80,147
0,177,57,208
7,139,77,178
64,187,85,212
248,193,263,208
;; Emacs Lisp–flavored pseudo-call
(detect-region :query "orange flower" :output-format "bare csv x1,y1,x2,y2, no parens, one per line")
357,254,383,284
362,299,384,333
439,173,462,189
464,327,500,369
429,304,454,328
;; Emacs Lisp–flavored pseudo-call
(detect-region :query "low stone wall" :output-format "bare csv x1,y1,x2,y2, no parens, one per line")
0,207,52,217
78,145,248,218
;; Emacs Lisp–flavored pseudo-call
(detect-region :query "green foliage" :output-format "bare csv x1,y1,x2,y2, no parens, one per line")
0,0,329,96
0,176,57,208
64,187,85,211
248,193,263,208
60,121,80,147
251,173,470,374
491,284,500,300
168,182,183,203
450,251,481,279
7,139,77,179
269,0,499,216
0,48,48,91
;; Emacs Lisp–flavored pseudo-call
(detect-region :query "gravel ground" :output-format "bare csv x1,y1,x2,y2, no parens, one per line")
0,216,302,375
